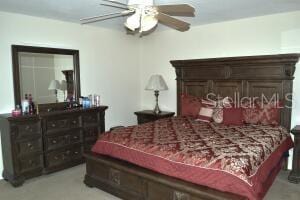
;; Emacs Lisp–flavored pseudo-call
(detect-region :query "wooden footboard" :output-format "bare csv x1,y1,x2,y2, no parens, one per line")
84,152,245,200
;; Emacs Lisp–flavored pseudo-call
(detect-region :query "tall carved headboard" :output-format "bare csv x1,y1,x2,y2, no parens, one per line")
171,54,300,131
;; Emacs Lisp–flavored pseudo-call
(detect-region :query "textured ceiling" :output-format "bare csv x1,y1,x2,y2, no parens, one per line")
0,0,300,31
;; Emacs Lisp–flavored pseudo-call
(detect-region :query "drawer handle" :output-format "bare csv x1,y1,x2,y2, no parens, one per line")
28,160,35,166
27,143,34,149
173,191,190,200
73,136,78,140
74,151,79,155
52,140,57,144
72,120,77,124
25,126,34,132
51,123,56,128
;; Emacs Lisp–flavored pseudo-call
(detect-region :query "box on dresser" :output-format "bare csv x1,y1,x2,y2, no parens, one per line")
0,106,107,187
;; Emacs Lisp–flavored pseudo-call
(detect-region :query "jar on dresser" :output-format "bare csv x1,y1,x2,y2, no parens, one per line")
0,106,108,187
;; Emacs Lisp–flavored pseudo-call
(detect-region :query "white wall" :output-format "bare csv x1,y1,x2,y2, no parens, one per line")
140,11,300,123
139,11,300,169
0,11,141,178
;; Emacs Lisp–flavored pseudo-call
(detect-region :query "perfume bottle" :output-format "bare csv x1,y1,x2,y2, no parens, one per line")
21,94,29,114
12,105,21,117
28,94,35,114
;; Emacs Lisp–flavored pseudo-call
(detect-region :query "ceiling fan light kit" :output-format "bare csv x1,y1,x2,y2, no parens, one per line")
80,0,195,35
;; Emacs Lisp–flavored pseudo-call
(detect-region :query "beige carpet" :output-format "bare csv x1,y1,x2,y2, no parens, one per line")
0,164,299,200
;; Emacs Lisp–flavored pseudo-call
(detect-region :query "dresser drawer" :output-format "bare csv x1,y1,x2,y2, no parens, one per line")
89,162,145,196
84,141,95,152
45,146,83,168
82,112,99,126
148,181,192,200
46,130,82,151
11,120,41,139
84,127,99,141
16,138,42,156
46,116,80,132
17,155,43,174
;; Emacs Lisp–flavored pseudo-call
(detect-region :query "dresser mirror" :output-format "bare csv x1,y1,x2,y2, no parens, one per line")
12,45,81,108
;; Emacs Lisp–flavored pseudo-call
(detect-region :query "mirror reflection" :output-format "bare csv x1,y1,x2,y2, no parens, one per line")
18,52,74,104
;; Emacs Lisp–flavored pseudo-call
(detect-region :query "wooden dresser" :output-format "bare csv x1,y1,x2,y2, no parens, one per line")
0,106,108,187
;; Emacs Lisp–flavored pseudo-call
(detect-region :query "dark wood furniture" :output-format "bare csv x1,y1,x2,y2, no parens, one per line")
134,110,175,124
0,106,107,187
62,70,75,100
11,45,81,107
84,54,300,200
288,125,300,183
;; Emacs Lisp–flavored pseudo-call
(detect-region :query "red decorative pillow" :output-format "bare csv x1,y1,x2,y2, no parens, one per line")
223,107,243,125
180,94,202,117
242,101,281,125
197,99,216,122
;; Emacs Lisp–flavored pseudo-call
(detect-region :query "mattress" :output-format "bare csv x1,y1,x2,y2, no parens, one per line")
92,116,293,200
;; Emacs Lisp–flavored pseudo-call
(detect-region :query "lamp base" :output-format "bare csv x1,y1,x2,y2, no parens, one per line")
153,90,161,114
153,104,161,114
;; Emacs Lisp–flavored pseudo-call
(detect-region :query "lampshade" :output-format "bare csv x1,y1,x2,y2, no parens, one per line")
60,80,67,91
48,80,60,90
145,75,168,91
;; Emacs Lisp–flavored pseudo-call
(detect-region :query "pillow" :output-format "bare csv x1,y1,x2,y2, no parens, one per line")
223,107,243,125
242,101,281,125
256,101,281,125
197,99,216,122
212,108,223,123
212,97,231,123
180,94,202,117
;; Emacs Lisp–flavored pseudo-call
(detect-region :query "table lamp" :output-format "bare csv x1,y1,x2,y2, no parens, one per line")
48,80,60,103
145,74,168,114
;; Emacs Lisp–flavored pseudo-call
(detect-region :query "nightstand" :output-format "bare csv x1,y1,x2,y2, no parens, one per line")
134,110,175,125
288,125,300,183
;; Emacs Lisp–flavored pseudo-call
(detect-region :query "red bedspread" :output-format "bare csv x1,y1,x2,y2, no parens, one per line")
92,116,293,200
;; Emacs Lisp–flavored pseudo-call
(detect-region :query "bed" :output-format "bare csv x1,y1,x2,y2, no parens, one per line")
84,54,300,200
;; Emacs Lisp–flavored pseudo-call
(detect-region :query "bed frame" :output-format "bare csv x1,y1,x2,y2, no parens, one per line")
84,54,300,200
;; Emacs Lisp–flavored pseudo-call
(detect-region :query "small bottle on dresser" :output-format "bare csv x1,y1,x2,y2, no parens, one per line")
28,94,35,114
21,93,29,114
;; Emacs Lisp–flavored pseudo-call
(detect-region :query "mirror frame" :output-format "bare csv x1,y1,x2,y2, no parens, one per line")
12,45,81,106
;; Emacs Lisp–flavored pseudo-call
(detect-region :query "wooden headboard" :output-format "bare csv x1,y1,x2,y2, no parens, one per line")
171,54,300,131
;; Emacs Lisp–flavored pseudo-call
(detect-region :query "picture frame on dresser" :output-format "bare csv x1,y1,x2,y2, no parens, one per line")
11,45,81,110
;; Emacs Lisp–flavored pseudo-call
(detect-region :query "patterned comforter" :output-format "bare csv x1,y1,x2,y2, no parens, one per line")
92,116,293,200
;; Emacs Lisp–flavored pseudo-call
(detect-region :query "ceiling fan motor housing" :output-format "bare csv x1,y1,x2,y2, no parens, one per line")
81,0,194,35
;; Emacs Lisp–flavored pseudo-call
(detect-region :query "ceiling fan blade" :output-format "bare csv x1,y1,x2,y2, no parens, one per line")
80,11,134,24
102,0,128,7
81,15,126,24
100,3,128,10
156,12,190,32
156,4,195,17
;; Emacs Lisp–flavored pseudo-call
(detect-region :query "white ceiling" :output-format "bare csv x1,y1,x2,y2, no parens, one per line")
0,0,300,31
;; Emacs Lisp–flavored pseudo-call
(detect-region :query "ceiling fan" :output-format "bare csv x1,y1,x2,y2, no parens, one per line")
80,0,195,35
